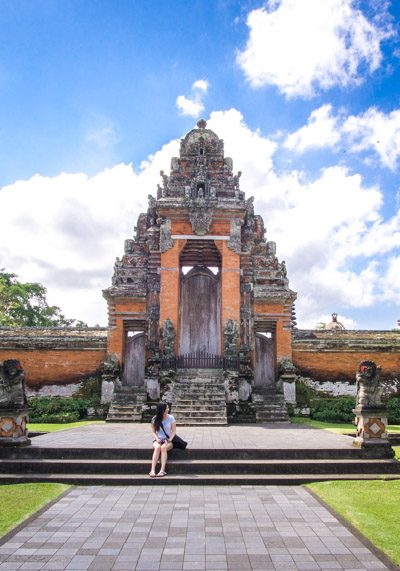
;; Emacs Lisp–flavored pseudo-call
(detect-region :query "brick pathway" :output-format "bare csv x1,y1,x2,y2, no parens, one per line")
0,485,390,570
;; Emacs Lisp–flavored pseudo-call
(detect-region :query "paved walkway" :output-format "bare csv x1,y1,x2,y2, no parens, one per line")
0,485,392,571
30,423,355,450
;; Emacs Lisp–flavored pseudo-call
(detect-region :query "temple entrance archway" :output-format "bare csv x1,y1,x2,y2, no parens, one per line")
254,332,276,388
122,332,145,387
180,266,221,354
179,239,222,355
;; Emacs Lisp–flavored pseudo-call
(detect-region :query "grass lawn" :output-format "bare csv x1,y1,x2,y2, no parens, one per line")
292,416,400,435
0,483,69,538
308,480,400,566
29,420,105,432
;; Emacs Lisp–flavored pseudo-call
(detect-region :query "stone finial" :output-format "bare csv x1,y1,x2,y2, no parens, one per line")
197,119,207,129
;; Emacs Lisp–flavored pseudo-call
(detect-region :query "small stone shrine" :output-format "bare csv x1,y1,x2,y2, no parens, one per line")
0,360,30,446
353,360,391,452
103,120,297,423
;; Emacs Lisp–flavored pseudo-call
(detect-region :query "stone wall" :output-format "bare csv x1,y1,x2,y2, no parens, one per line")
293,330,400,384
0,328,108,393
1,326,400,398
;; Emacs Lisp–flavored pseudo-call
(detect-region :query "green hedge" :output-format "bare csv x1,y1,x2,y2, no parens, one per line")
28,397,92,423
308,396,400,424
310,396,355,422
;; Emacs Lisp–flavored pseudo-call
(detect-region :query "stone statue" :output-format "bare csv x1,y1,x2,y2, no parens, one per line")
355,360,383,409
162,319,175,356
224,319,239,356
0,360,27,409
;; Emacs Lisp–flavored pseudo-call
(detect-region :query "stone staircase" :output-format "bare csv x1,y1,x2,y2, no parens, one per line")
0,445,398,485
253,389,290,422
106,388,146,422
171,369,227,425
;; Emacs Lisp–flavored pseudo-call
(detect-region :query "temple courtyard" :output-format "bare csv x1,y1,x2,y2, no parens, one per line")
0,423,399,570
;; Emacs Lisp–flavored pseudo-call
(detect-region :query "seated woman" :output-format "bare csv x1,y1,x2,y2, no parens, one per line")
150,402,176,477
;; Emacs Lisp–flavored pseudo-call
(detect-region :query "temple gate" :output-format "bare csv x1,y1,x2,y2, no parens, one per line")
103,120,297,423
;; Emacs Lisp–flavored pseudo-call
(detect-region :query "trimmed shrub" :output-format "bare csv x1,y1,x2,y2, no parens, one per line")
388,397,400,424
310,396,355,423
28,397,91,423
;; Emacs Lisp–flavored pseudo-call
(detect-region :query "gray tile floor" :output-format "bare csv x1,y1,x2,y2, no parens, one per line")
30,423,356,450
0,485,390,571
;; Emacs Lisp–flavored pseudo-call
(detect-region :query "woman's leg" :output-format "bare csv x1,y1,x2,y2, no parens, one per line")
159,442,173,474
150,442,161,474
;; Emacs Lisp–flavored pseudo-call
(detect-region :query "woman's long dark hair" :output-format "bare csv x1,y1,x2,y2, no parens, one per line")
153,402,168,431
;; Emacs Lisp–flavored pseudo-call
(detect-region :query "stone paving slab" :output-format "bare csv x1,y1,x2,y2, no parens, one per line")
31,423,356,450
0,485,392,571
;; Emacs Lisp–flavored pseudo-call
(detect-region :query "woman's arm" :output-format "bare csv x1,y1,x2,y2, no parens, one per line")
151,422,161,443
168,421,176,443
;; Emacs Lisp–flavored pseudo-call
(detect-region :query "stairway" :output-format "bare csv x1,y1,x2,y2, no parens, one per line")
253,389,290,422
0,445,398,485
171,368,227,425
106,389,146,422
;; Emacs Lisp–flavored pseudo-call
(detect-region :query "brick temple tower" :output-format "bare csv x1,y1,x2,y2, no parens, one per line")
103,120,297,423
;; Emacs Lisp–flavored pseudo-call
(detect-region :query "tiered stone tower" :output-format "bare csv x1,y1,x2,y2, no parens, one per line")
103,120,297,423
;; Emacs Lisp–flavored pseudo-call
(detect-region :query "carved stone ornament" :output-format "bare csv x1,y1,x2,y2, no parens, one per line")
355,360,384,410
0,360,27,410
0,360,30,447
159,218,174,252
224,319,239,357
162,318,175,356
227,218,242,253
189,207,213,236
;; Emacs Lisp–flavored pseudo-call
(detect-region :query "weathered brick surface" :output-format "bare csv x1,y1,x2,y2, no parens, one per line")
293,330,400,381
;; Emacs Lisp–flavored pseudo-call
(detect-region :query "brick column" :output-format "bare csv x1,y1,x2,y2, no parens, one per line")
217,241,241,350
159,240,186,350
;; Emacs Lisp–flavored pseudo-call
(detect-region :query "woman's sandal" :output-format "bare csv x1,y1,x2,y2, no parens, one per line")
157,471,167,477
149,471,156,478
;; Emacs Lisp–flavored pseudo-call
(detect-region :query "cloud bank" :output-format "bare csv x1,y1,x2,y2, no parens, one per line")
237,0,390,98
1,109,398,328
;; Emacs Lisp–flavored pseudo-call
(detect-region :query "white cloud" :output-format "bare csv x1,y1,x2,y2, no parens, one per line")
176,79,209,118
284,104,340,152
1,107,398,328
237,0,389,98
0,139,179,326
285,104,400,170
343,107,400,170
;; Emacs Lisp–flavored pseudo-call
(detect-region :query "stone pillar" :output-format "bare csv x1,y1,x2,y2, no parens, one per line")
0,410,30,447
0,360,30,447
352,360,393,456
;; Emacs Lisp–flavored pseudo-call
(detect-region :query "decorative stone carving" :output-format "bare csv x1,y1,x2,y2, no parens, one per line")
355,360,383,409
0,360,30,447
100,354,121,402
224,319,239,357
353,360,392,453
161,319,175,356
227,218,242,253
159,218,174,252
188,206,213,235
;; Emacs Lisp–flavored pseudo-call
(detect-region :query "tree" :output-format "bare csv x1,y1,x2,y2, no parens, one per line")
0,270,86,327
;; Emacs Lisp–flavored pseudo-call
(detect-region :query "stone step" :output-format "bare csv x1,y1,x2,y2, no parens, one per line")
1,447,393,460
0,458,398,475
0,472,399,485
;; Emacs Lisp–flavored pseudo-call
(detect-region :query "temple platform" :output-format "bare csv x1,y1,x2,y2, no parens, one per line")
0,422,398,485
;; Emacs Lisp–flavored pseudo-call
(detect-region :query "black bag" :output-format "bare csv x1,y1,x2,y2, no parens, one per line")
172,434,188,450
161,423,187,450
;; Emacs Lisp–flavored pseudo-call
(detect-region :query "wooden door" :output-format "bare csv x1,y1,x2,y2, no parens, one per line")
254,333,275,389
180,266,221,354
122,332,145,387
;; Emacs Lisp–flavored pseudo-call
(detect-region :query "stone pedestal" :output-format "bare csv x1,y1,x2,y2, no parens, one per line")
353,407,392,454
0,409,31,447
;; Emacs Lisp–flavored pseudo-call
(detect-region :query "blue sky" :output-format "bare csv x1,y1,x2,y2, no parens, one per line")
1,0,399,329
